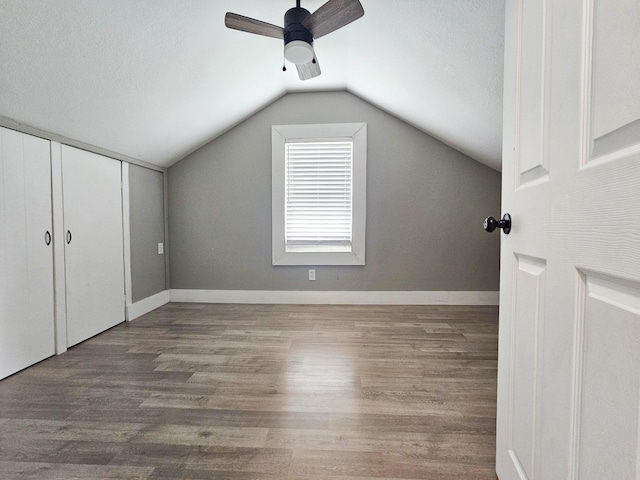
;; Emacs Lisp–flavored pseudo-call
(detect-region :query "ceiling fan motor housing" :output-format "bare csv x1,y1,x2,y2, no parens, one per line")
284,7,313,46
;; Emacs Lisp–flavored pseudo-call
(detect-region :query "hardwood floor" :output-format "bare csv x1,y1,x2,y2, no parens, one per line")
0,303,499,479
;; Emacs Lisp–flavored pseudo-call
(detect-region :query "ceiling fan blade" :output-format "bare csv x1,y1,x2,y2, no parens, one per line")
296,58,321,81
225,12,284,39
302,0,364,39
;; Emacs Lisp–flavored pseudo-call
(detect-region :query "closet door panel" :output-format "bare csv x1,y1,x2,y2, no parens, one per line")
24,134,56,348
0,128,54,379
0,129,28,356
62,146,125,347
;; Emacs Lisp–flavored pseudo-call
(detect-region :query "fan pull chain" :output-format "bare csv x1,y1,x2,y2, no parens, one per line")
282,52,287,72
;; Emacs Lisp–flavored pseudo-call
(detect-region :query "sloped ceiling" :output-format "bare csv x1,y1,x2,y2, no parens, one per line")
0,0,504,171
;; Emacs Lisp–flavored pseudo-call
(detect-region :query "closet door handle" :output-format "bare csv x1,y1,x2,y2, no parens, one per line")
44,230,52,246
66,230,72,244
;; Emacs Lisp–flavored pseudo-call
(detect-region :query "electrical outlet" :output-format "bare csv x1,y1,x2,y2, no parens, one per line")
308,269,316,281
158,242,164,255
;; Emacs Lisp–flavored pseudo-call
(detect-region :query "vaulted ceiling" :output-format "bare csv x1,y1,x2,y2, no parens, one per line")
0,0,505,171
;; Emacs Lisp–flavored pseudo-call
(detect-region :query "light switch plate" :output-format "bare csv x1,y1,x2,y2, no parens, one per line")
158,242,164,255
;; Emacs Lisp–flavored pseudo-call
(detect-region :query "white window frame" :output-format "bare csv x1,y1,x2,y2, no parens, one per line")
272,122,367,266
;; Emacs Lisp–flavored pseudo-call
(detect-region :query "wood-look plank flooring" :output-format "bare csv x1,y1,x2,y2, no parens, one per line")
0,303,499,479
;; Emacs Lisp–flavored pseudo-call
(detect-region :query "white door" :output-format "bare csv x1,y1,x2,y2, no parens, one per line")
0,127,55,379
62,146,125,347
496,0,640,478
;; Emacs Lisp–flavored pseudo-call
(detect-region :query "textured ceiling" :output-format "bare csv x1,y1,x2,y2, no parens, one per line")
0,0,504,170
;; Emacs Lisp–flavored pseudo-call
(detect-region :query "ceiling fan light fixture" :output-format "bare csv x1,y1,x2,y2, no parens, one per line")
284,40,314,64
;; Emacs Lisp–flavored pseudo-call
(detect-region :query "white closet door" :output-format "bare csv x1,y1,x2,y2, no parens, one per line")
0,127,55,379
62,146,125,347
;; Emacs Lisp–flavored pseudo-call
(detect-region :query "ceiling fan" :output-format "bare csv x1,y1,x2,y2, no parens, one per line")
225,0,365,81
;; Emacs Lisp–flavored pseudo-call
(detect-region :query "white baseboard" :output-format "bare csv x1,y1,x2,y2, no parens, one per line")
127,290,171,321
169,289,499,306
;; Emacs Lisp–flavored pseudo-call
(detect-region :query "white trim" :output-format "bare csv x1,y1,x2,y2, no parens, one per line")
50,141,67,354
163,171,170,290
272,122,367,266
170,289,499,306
121,162,133,320
127,290,171,321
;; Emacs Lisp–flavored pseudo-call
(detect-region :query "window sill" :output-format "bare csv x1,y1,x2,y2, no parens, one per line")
286,245,352,253
273,249,365,266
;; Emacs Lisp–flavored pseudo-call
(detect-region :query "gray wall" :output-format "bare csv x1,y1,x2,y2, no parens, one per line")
168,91,501,291
129,164,166,302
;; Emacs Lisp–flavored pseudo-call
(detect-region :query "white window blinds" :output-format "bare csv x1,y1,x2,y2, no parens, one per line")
285,140,353,251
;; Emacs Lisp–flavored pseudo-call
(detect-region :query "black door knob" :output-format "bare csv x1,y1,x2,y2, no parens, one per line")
484,213,511,234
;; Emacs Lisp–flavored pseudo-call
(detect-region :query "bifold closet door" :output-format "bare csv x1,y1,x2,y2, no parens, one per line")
62,146,125,347
0,127,55,379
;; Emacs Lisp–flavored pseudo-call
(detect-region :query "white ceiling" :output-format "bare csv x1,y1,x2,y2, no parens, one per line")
0,0,505,171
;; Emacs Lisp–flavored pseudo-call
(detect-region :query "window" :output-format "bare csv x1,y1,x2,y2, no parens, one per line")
272,123,366,265
285,140,353,252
